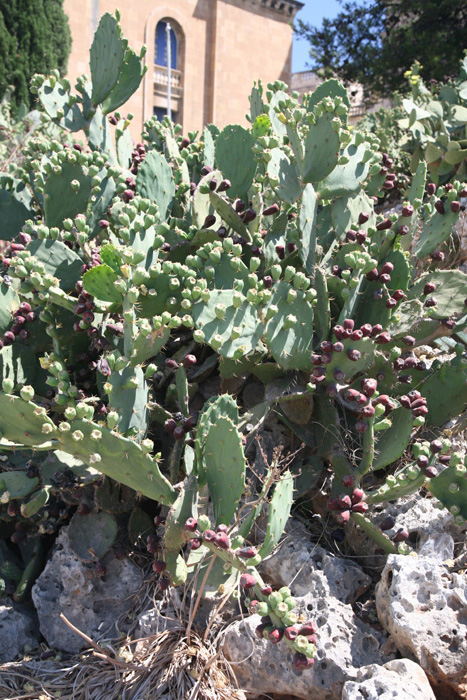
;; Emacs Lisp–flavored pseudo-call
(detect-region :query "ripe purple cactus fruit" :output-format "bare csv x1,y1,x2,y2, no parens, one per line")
399,395,411,409
275,244,285,260
361,404,375,417
185,517,198,532
401,204,414,217
203,529,216,542
333,368,346,382
402,335,415,347
187,538,202,550
430,250,445,262
427,183,436,195
263,203,280,216
299,621,316,636
217,179,231,193
333,325,344,340
346,230,357,242
392,289,406,302
365,267,379,281
351,329,363,341
200,165,213,175
240,574,257,589
361,378,377,397
398,225,410,236
98,219,110,229
423,282,436,295
379,515,395,531
343,319,355,331
375,332,391,344
430,439,443,454
450,201,461,213
358,211,370,224
383,179,394,190
336,494,352,509
255,623,268,639
376,218,392,231
293,652,314,670
214,532,231,549
332,341,344,352
352,502,369,514
424,298,437,308
203,214,216,229
347,349,361,362
268,628,284,644
356,230,367,244
263,275,273,289
393,529,409,543
351,488,364,505
285,625,299,641
416,455,429,469
173,426,185,440
336,509,350,524
242,208,257,224
238,546,258,559
260,585,272,595
153,560,167,573
434,200,445,215
423,466,438,479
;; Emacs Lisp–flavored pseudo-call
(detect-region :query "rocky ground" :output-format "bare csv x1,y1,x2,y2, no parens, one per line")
1,489,466,700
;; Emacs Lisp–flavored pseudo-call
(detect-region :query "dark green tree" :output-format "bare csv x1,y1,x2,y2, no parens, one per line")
0,0,71,111
295,0,467,98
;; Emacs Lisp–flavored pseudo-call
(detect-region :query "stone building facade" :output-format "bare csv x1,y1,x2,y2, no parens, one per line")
63,0,303,135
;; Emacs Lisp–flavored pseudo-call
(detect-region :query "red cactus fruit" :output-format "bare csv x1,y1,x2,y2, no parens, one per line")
336,509,350,523
260,585,273,595
153,560,167,573
185,517,198,532
240,574,257,589
285,625,299,640
268,628,284,644
293,652,314,670
238,546,258,559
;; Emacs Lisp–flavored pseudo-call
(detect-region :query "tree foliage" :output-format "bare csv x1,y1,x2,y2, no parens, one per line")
295,0,467,98
0,0,71,111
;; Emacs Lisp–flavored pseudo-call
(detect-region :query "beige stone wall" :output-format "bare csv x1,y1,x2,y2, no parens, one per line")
63,0,297,136
213,0,293,128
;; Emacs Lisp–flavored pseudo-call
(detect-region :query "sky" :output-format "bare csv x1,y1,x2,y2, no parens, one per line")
292,0,344,73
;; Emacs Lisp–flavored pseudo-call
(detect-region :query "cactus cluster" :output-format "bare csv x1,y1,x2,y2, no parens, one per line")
0,11,466,670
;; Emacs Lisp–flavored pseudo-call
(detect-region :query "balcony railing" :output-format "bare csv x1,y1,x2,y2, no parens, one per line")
154,65,183,96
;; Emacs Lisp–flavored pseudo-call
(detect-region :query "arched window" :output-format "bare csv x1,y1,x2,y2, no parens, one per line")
155,20,177,69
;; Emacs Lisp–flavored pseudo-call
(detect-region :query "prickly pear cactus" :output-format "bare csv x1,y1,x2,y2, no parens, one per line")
0,10,466,672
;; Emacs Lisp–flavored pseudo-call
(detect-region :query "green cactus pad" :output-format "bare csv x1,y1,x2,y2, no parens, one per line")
20,487,50,518
38,80,87,132
90,13,126,106
264,282,314,370
373,407,413,470
164,475,198,585
421,358,467,427
209,191,250,237
267,148,302,204
83,264,123,303
406,270,467,320
101,47,146,115
428,464,467,520
41,450,102,486
195,394,239,486
0,393,57,449
331,191,376,238
192,289,262,359
303,111,340,183
298,183,318,275
0,470,39,501
0,282,19,334
324,337,375,383
28,239,83,292
136,150,175,221
106,366,149,439
67,511,118,561
128,507,154,547
43,161,92,229
318,140,370,199
259,471,294,558
215,125,257,200
204,416,246,526
413,207,459,258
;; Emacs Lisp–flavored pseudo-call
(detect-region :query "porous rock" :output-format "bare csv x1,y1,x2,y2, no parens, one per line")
223,591,394,700
341,658,436,699
32,527,143,653
346,493,465,571
0,599,39,661
376,554,467,698
259,520,371,604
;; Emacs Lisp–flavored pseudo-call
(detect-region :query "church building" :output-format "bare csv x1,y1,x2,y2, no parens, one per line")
63,0,303,134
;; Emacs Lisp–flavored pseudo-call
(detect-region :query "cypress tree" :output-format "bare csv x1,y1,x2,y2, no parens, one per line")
0,0,71,111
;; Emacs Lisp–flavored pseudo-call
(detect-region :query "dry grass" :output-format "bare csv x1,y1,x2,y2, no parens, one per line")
0,625,247,700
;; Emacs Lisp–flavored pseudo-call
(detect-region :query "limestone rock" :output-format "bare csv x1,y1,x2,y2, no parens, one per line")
376,554,467,698
342,659,436,700
260,520,371,604
32,527,143,653
0,599,39,661
346,493,465,571
223,591,394,700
